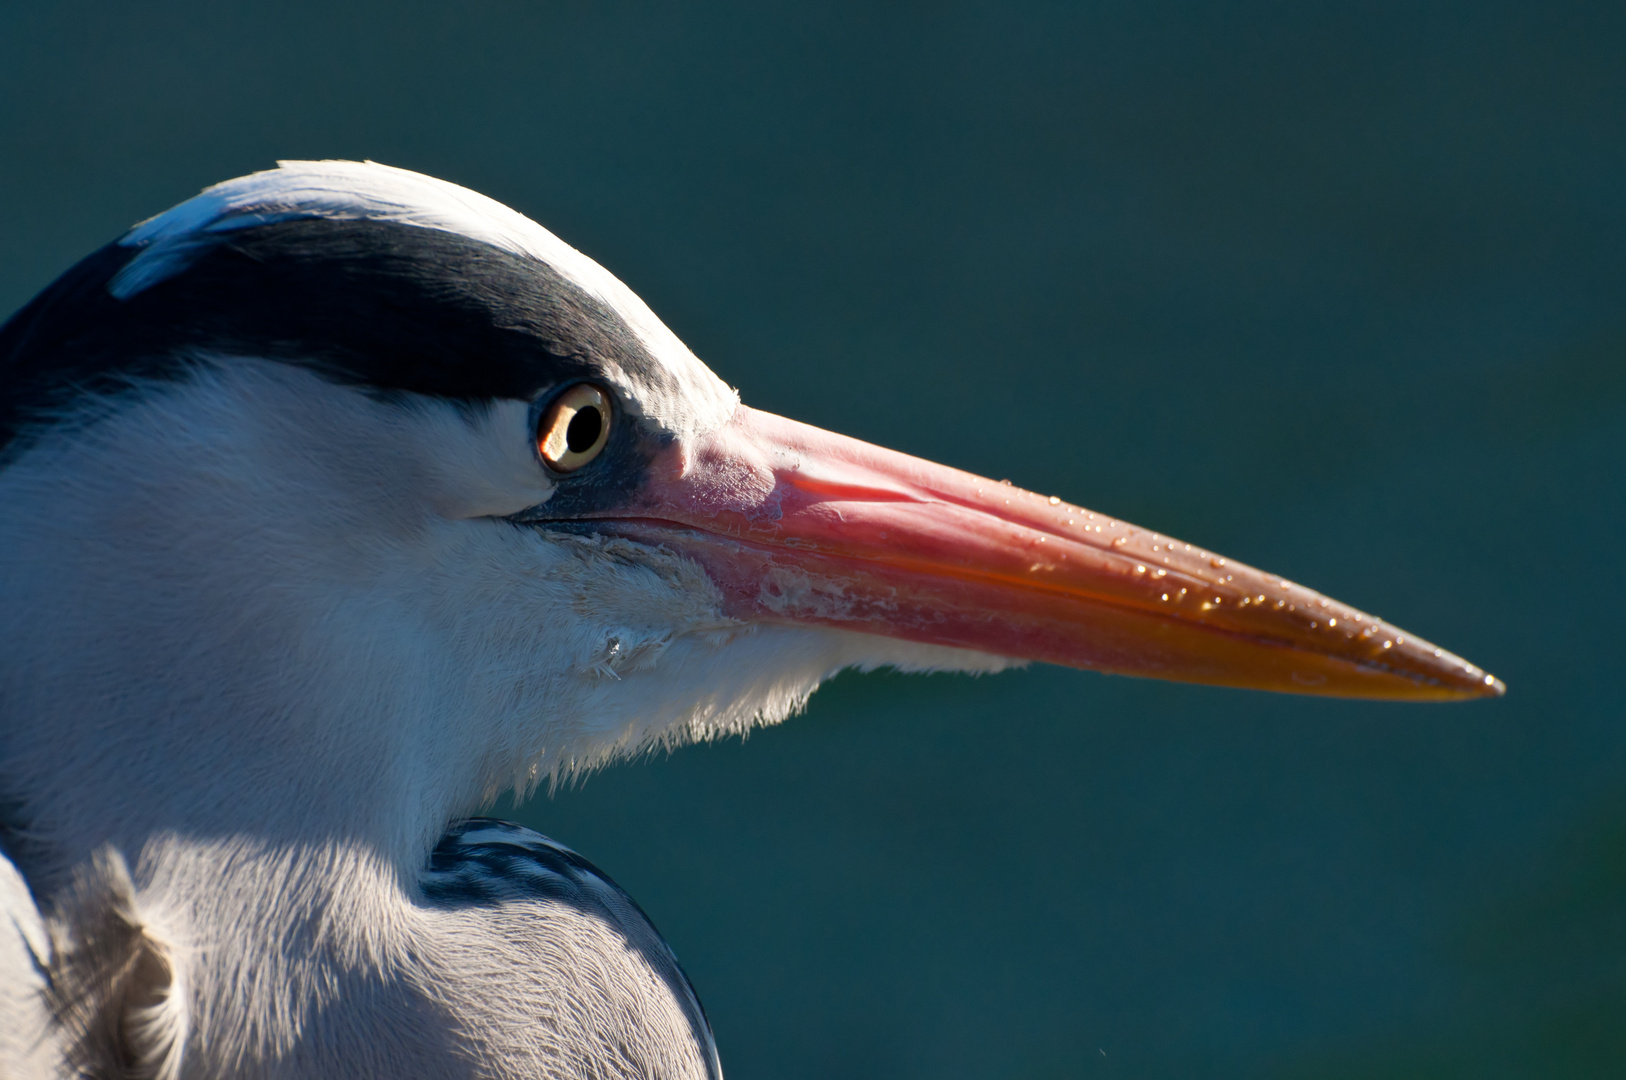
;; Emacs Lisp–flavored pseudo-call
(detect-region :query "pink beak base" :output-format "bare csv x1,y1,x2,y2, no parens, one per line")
582,406,1502,702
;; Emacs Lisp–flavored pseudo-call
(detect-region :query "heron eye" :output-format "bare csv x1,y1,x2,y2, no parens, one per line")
537,384,612,473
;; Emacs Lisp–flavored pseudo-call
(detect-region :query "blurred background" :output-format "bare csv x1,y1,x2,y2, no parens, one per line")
3,3,1622,1076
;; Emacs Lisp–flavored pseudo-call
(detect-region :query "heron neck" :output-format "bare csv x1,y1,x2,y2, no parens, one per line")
0,521,490,900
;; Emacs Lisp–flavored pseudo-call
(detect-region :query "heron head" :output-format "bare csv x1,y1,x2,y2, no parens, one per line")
0,162,1499,858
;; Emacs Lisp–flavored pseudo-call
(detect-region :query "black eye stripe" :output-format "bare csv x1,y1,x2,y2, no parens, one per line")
0,218,660,455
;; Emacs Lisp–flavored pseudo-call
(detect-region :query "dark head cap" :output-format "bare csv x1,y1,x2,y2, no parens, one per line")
0,161,738,455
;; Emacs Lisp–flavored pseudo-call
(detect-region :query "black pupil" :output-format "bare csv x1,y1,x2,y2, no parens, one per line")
565,406,603,454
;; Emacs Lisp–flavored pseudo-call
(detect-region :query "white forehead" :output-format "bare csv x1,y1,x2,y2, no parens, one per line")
116,160,739,438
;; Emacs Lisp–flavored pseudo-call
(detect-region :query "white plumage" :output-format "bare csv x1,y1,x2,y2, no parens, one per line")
0,161,1497,1079
0,164,1003,1079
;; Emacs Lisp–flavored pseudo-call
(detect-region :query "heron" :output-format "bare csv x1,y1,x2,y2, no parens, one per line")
0,161,1501,1079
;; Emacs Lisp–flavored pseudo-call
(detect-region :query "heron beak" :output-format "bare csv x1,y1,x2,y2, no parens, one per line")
594,405,1502,701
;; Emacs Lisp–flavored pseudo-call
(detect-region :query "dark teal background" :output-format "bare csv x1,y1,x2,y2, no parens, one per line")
4,4,1622,1076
